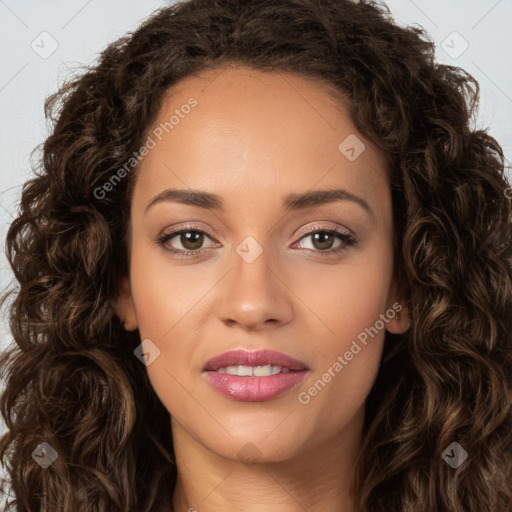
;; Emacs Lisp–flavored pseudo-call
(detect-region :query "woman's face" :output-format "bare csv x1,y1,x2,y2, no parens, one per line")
115,64,409,463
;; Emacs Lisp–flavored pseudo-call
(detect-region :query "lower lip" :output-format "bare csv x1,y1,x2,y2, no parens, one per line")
203,370,308,402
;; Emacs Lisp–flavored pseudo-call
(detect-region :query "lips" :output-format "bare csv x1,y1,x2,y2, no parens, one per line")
202,349,309,372
202,349,310,402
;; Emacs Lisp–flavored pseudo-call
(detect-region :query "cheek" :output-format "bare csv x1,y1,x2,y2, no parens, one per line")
127,245,209,404
296,311,387,440
128,257,200,419
293,246,393,422
294,241,394,349
128,241,208,339
330,262,392,338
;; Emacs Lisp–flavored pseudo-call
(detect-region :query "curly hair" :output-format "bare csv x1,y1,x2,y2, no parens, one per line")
1,0,511,510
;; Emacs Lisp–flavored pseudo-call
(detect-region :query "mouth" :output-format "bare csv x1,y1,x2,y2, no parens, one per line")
202,348,309,372
202,349,310,402
213,364,294,376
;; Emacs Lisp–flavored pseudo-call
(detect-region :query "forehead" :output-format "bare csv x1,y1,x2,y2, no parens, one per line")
133,63,390,217
154,63,356,152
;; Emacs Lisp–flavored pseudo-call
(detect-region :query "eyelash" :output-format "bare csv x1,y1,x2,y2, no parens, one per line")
156,223,356,259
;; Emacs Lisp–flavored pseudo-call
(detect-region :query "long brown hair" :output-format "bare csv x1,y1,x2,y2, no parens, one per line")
1,0,511,510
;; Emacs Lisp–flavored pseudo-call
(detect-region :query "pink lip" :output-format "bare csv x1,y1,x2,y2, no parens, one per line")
203,349,309,371
204,371,308,401
202,349,309,402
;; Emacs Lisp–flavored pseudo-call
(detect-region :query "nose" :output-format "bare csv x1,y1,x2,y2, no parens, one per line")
216,243,294,332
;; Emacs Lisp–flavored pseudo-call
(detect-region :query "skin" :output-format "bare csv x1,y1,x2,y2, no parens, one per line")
114,63,411,512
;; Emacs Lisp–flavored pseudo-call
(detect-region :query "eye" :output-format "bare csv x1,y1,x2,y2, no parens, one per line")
292,225,356,255
157,225,217,257
156,223,356,258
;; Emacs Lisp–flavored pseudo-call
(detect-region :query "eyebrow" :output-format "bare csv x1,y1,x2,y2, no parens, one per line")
144,187,374,217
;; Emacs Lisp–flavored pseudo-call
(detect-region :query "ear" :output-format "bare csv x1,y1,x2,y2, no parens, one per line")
112,276,138,331
385,278,411,334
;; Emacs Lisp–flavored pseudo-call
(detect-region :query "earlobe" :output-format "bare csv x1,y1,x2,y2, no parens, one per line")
112,276,138,331
385,279,411,334
385,301,411,334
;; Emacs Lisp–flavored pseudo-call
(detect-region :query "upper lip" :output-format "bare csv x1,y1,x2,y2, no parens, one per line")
203,349,309,372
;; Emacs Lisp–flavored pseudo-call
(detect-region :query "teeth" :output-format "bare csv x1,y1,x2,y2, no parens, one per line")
216,365,291,376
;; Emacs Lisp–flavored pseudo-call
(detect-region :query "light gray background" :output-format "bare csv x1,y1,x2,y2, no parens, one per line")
0,0,511,503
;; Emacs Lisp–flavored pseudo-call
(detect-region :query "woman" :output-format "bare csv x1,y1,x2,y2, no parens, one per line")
1,0,511,510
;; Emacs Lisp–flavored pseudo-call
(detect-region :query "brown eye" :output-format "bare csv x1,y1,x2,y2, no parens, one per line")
157,224,355,259
309,232,337,250
177,231,205,250
294,227,354,254
157,227,216,255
